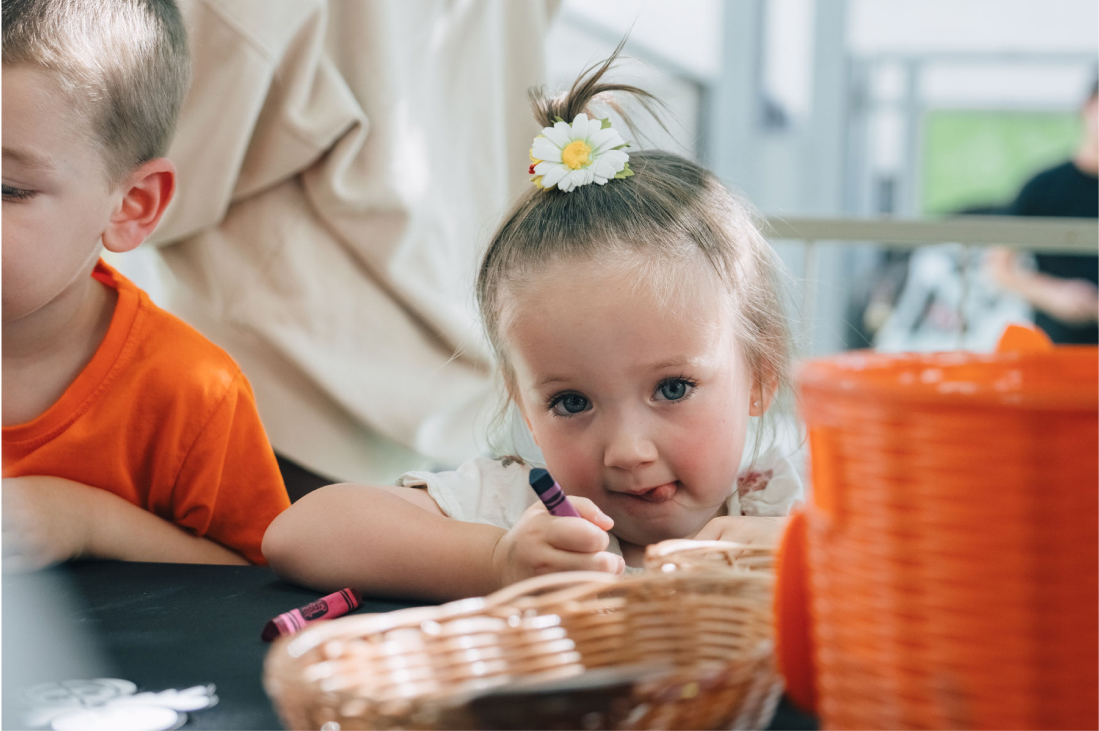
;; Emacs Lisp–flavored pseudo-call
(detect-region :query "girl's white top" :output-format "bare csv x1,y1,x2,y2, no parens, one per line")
396,451,804,566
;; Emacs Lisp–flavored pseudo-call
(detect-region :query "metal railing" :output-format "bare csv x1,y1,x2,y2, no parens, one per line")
763,215,1098,353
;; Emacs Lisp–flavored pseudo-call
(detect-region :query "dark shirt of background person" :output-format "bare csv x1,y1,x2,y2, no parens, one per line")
988,74,1099,345
1005,160,1098,344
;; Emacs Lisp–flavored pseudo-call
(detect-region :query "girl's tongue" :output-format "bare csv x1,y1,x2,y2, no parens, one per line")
637,482,677,503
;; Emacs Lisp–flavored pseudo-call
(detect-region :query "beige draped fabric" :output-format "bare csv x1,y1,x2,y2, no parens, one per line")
150,0,553,483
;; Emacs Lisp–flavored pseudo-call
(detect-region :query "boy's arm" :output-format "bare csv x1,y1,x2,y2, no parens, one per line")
165,373,290,565
262,484,507,602
3,476,247,571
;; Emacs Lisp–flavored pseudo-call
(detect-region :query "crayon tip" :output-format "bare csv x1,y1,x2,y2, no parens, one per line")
528,468,554,495
261,620,279,642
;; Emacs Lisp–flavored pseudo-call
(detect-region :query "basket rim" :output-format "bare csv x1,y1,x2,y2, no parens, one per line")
797,348,1098,410
645,539,760,558
276,568,776,659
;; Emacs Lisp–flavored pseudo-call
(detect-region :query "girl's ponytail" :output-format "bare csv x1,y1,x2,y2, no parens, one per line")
528,39,663,138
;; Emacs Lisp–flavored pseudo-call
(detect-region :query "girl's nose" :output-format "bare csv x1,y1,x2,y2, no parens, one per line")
603,418,658,470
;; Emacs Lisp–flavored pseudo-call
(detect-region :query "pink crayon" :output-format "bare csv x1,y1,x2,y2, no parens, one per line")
261,588,361,642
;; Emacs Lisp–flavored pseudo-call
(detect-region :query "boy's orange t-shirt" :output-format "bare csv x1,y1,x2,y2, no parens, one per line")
2,260,290,564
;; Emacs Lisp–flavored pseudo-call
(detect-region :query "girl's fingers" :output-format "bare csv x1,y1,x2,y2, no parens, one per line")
695,516,786,546
693,519,724,541
565,496,614,531
600,551,626,574
545,515,610,553
537,548,624,575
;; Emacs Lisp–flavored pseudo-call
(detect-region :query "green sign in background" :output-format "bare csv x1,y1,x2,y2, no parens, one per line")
921,110,1081,214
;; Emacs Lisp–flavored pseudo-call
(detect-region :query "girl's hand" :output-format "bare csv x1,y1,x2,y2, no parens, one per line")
490,497,624,588
2,476,94,572
695,515,787,547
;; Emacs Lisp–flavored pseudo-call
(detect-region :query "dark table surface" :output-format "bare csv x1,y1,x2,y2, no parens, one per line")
2,561,816,730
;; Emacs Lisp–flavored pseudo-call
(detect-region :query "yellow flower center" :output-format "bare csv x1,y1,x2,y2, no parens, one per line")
561,140,592,170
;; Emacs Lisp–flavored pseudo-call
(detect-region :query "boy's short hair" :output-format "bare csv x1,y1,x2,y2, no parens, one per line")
2,0,191,182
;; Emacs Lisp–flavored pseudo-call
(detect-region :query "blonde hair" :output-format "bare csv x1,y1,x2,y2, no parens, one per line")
2,0,190,183
476,51,795,463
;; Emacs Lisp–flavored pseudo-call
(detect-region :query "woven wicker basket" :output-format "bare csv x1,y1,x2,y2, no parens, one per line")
264,557,781,730
794,338,1098,729
644,539,776,574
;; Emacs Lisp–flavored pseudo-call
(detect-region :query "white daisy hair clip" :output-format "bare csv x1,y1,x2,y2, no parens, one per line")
528,112,633,192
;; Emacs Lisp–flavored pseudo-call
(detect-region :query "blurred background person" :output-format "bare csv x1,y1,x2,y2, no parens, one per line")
141,0,556,499
105,0,1097,490
987,78,1098,344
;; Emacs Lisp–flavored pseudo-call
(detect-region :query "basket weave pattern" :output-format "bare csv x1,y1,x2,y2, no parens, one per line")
265,542,781,730
643,539,775,574
799,349,1099,730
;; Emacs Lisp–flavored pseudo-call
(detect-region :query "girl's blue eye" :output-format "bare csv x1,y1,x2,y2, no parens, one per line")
550,393,590,416
656,378,695,402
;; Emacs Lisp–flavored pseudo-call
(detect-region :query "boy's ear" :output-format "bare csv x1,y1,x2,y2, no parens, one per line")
101,158,176,254
749,376,778,417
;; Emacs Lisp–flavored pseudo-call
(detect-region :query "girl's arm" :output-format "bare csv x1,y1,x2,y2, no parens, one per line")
262,484,508,601
2,476,248,571
262,483,623,602
694,515,788,547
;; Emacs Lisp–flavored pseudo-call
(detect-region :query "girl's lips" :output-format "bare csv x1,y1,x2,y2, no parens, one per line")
632,482,678,503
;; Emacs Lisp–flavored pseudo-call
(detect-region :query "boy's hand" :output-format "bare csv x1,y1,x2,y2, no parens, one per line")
2,476,94,572
491,497,624,588
694,515,787,547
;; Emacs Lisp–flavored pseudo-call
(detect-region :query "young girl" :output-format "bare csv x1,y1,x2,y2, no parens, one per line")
262,54,803,601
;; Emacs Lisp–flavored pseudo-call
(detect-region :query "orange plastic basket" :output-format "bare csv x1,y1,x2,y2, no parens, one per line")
793,330,1098,730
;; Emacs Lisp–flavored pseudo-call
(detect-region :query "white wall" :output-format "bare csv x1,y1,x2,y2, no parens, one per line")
557,0,723,78
849,0,1098,53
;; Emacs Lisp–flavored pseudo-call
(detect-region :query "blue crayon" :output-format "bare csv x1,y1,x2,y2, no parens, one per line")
528,468,582,518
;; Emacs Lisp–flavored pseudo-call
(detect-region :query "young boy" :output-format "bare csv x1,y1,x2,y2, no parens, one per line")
2,0,290,570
